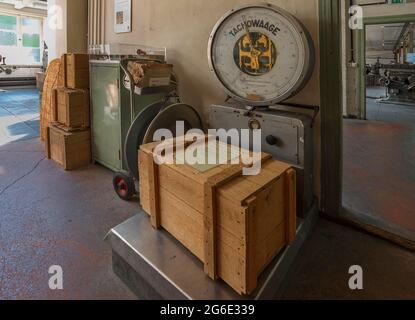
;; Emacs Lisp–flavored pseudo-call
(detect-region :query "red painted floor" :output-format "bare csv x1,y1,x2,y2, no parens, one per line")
343,98,415,233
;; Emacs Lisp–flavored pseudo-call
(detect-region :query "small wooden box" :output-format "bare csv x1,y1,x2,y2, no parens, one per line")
61,53,90,89
46,124,91,170
127,61,173,88
53,87,90,129
139,138,297,295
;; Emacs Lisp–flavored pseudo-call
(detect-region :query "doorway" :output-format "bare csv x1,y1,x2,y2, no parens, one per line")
342,16,415,244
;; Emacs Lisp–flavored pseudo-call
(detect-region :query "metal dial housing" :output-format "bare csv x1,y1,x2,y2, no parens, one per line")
208,4,315,106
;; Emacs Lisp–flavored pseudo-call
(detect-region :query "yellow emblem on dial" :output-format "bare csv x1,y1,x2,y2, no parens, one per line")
234,32,276,76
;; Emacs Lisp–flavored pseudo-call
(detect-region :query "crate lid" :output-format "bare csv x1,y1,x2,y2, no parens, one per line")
142,135,292,204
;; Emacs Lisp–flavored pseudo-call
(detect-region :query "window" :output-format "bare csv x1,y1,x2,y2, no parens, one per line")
0,14,43,65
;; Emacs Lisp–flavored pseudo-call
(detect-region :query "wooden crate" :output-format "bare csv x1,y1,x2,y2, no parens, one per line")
53,87,90,129
127,61,173,88
139,137,297,295
61,53,90,89
46,124,91,170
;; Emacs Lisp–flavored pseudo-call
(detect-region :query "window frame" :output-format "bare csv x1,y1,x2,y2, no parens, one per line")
0,12,44,66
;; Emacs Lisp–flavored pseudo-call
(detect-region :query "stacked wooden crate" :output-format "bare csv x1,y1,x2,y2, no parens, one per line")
46,54,91,170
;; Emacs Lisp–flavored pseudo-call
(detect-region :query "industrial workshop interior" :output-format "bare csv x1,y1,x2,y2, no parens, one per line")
0,0,414,304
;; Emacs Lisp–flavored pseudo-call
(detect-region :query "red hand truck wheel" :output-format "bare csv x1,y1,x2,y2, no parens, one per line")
113,172,136,201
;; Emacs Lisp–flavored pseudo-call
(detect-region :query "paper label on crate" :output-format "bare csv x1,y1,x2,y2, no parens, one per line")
176,141,241,173
149,77,171,87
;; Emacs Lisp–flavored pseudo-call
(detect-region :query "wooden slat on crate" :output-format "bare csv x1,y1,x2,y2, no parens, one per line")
62,54,90,89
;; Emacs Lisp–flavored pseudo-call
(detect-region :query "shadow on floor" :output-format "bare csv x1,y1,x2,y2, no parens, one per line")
0,88,40,146
280,218,415,300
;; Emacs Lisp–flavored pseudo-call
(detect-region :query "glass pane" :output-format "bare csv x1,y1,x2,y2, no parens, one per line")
0,31,17,46
22,17,41,33
0,15,17,31
22,47,41,64
30,48,41,63
21,17,41,48
22,34,40,48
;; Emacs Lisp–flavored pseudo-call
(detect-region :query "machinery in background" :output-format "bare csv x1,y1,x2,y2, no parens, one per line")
0,41,48,87
89,44,203,200
366,58,383,87
0,53,41,87
42,42,49,72
379,63,415,105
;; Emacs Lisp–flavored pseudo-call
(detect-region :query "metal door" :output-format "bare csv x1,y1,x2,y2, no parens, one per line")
90,62,122,172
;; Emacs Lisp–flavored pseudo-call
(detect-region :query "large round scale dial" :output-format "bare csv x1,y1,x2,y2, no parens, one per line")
208,4,315,106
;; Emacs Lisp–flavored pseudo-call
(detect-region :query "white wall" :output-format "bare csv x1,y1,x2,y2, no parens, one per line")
45,0,88,61
104,0,320,111
45,0,67,61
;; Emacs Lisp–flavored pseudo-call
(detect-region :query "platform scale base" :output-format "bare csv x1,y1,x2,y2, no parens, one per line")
106,200,319,300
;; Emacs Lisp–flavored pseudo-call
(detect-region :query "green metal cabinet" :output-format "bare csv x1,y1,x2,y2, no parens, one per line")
90,60,166,173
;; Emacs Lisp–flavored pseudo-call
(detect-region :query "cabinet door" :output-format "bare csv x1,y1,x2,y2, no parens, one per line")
90,63,122,171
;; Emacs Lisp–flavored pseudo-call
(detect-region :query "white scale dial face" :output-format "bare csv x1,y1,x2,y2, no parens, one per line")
209,5,313,105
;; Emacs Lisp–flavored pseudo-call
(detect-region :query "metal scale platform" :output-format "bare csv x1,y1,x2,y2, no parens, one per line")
106,4,319,299
106,205,318,300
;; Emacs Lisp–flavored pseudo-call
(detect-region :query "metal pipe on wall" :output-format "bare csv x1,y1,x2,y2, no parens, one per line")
88,0,105,48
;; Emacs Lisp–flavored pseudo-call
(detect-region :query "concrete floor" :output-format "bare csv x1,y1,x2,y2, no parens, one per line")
280,219,415,300
343,91,415,235
366,86,387,100
1,88,414,300
0,88,136,299
0,137,138,300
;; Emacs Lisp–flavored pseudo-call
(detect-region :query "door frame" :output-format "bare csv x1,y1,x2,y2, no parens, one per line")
357,14,415,119
319,0,343,216
320,5,415,248
321,4,415,217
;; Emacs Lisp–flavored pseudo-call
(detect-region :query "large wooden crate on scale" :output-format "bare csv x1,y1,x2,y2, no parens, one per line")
139,136,297,295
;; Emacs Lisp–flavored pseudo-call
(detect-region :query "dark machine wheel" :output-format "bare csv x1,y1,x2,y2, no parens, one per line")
124,101,168,180
113,172,136,201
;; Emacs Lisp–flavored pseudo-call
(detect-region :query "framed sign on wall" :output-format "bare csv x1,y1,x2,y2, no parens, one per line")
114,0,132,33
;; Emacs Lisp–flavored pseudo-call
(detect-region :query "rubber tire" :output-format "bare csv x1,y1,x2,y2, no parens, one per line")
113,172,136,201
